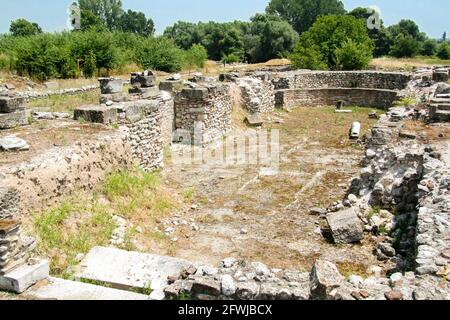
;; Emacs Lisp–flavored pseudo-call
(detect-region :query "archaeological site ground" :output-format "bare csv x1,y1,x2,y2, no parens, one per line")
1,65,449,301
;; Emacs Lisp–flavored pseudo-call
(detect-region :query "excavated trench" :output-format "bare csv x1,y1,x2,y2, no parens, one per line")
160,106,382,273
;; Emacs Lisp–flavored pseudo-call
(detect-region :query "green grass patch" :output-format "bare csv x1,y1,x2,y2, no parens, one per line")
33,200,116,276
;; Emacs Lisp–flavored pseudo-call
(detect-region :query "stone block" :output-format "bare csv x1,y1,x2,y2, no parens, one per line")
98,78,123,94
0,259,49,293
181,88,209,100
131,73,156,88
433,71,449,83
74,105,117,124
159,80,184,93
326,208,363,244
100,93,129,104
0,97,25,113
245,113,264,127
0,136,30,151
0,191,20,220
0,110,29,129
75,246,191,300
27,277,150,300
310,260,344,300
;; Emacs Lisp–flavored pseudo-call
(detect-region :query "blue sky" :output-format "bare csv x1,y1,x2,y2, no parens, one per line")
0,0,448,38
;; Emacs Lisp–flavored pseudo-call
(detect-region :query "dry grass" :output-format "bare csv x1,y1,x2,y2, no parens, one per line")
370,57,450,71
402,120,450,143
28,91,100,113
282,106,381,149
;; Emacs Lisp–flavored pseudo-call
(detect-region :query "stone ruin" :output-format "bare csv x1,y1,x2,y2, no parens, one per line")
0,66,449,299
174,84,232,146
0,96,28,130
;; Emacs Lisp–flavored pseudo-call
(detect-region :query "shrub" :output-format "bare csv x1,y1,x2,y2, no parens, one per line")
437,43,450,60
184,44,208,69
135,37,186,72
221,53,241,64
333,39,373,70
389,34,420,58
290,15,374,70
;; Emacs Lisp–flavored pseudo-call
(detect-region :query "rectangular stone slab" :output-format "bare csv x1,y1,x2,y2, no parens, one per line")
0,110,28,129
26,277,150,300
0,97,25,113
73,105,117,124
75,246,192,300
0,259,49,293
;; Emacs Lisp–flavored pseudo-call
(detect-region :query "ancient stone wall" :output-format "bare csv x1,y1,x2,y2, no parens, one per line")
174,84,232,146
272,71,412,90
275,88,399,110
116,100,164,171
236,78,275,114
0,132,133,215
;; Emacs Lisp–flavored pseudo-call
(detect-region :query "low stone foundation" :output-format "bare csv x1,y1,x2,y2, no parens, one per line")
275,88,399,110
0,131,133,215
272,71,412,91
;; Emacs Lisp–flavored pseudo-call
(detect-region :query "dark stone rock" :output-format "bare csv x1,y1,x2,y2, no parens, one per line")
73,105,117,124
0,97,25,113
191,278,221,296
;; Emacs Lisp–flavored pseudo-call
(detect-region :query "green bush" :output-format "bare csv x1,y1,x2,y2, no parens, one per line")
334,39,373,70
135,37,186,73
221,53,241,64
290,15,374,70
185,44,208,69
389,34,420,58
437,43,450,60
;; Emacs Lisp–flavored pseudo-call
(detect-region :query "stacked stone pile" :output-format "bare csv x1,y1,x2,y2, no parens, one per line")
236,77,275,114
0,220,35,276
164,257,449,300
129,70,160,99
0,188,21,220
0,96,28,129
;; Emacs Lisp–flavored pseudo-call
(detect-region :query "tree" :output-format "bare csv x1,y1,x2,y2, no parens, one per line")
246,14,298,63
118,10,155,37
10,19,42,37
421,39,438,56
389,34,421,58
83,50,97,77
135,37,186,72
387,19,427,58
387,19,426,42
163,21,202,50
437,43,450,60
290,15,373,70
78,0,124,30
266,0,346,34
348,7,390,57
80,9,108,31
185,44,208,69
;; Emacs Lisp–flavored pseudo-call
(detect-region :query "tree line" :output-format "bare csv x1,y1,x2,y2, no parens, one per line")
0,0,449,80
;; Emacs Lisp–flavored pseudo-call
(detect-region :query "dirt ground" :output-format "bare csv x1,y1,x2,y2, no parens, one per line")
156,106,382,274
